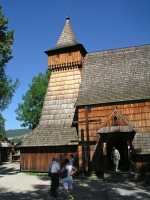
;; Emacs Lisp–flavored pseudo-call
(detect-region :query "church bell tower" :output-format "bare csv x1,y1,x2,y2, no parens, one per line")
40,16,87,127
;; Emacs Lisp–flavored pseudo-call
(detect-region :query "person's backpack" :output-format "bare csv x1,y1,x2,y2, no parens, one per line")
60,166,68,179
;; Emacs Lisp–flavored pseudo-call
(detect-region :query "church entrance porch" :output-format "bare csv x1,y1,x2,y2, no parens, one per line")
107,136,128,171
100,131,135,172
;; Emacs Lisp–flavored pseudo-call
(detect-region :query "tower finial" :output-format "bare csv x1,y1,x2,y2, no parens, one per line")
66,7,70,20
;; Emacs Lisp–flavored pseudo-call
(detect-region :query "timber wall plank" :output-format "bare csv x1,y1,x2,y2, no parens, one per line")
20,146,78,171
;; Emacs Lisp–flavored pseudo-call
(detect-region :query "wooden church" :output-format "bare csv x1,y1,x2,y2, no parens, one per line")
18,16,150,174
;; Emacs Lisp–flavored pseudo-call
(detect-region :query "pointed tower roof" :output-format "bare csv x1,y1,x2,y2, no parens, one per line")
54,16,78,48
46,16,79,53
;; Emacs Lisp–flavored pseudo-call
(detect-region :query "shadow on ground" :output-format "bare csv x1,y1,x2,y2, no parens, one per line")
0,179,107,200
105,182,150,200
0,163,107,200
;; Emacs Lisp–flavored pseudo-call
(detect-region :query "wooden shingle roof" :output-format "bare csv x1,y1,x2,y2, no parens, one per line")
45,16,78,53
0,135,13,147
132,133,150,154
76,44,150,106
17,125,78,147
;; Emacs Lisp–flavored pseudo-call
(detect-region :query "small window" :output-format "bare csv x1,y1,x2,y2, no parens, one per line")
112,116,119,126
69,52,72,56
57,54,59,58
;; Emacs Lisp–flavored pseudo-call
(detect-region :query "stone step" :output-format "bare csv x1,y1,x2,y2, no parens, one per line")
104,177,136,183
104,171,136,182
104,171,135,178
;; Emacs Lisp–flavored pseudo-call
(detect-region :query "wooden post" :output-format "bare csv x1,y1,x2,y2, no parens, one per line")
85,106,91,171
73,107,101,172
81,129,86,171
127,141,131,171
9,149,12,162
103,143,107,172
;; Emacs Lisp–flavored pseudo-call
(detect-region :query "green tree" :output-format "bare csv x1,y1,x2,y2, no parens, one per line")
9,136,24,144
0,113,6,136
0,4,19,111
15,70,51,130
0,5,19,135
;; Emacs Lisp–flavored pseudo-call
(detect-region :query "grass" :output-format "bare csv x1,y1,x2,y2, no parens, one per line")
23,172,49,176
20,171,102,180
74,171,103,180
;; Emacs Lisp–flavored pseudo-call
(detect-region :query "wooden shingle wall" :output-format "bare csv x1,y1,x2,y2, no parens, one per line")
40,68,81,126
40,49,85,126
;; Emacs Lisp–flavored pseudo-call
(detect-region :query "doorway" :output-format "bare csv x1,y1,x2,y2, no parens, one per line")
107,136,128,171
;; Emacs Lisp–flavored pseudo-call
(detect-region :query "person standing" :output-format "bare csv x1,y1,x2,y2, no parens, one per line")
49,156,60,198
111,147,120,171
61,158,77,200
69,154,74,166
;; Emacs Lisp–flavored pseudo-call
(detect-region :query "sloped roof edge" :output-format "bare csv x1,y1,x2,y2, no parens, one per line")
45,43,87,55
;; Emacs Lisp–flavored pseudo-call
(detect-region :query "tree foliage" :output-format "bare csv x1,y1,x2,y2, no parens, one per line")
0,113,6,136
15,70,51,130
0,4,19,111
9,136,24,144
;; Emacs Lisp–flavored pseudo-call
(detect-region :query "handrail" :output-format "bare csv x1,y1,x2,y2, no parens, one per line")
128,158,139,176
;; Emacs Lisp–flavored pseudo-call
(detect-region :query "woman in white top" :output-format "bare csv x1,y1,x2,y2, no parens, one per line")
61,158,77,200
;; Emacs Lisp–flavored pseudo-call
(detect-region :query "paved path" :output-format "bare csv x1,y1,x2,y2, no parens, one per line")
105,181,150,200
0,163,107,200
1,163,150,200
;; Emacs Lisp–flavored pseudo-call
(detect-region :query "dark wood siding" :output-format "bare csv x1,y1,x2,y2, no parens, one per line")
20,146,78,172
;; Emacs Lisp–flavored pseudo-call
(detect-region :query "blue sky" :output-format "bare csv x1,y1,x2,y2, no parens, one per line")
1,0,150,130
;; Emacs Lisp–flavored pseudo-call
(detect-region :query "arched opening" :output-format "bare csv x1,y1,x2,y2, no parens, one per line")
107,136,128,171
